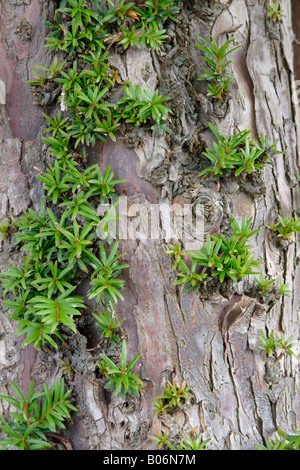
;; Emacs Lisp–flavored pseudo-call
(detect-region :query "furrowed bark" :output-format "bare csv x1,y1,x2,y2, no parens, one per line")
0,0,299,450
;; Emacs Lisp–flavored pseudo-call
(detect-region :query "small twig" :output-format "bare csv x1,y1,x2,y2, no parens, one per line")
45,432,74,450
34,166,44,174
103,31,123,50
219,24,243,36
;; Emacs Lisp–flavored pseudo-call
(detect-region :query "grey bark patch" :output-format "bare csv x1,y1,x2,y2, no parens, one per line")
0,137,30,216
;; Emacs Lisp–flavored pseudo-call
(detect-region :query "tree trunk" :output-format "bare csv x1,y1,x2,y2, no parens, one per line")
0,0,299,450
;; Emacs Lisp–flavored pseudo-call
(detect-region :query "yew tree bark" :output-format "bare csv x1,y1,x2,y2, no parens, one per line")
0,0,299,450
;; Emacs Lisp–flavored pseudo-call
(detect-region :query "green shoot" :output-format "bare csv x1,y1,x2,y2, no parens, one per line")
100,340,144,398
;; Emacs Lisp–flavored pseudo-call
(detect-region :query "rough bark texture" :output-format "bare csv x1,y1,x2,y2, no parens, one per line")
0,0,299,450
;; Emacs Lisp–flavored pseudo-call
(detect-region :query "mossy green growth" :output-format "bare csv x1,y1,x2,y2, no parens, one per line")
30,0,178,148
167,215,262,293
267,2,284,21
266,214,300,239
0,379,76,450
100,340,144,398
199,122,284,179
196,35,241,100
